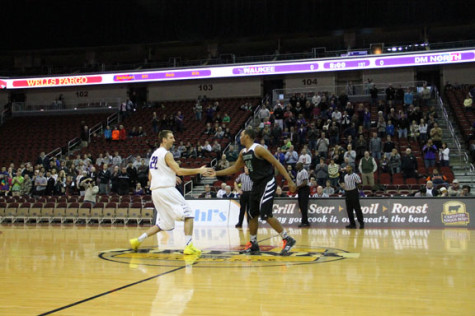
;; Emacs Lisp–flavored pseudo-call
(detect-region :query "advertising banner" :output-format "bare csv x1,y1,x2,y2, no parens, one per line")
186,198,473,229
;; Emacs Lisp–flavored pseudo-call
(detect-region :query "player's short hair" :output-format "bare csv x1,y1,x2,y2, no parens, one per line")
244,128,256,140
159,130,172,143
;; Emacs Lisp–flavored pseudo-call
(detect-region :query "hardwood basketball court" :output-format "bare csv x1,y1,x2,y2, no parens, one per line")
0,225,473,315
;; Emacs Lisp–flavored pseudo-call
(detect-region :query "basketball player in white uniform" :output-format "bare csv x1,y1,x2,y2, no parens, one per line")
130,130,212,255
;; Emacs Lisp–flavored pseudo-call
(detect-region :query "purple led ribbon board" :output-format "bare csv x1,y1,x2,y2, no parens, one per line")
113,69,212,82
232,63,319,75
375,52,475,67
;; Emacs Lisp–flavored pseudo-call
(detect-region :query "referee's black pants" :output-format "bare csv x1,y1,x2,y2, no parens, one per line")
237,191,251,226
345,189,364,226
298,186,310,224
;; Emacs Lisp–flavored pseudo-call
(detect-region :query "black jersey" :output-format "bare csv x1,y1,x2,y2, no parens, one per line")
242,143,274,183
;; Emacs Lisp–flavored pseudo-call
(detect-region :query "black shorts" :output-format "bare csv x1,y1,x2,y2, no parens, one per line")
249,176,276,220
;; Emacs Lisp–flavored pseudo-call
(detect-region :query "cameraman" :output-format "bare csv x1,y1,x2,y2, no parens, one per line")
80,178,99,206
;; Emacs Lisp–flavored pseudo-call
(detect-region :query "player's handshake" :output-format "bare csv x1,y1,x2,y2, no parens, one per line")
201,167,216,177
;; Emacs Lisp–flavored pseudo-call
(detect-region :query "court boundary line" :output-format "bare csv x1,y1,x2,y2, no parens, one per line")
37,265,187,316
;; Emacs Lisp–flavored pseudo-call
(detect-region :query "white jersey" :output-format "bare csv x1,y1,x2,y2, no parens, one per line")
149,147,176,189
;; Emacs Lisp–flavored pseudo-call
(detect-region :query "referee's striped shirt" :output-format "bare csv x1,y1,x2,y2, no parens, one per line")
344,173,361,191
235,173,253,191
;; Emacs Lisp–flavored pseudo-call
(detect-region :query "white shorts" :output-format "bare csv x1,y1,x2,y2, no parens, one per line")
152,187,193,231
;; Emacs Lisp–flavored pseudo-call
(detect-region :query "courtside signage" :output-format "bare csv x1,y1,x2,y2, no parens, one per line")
2,49,474,89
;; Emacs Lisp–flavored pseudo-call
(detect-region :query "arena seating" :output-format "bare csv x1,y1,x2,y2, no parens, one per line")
0,113,110,167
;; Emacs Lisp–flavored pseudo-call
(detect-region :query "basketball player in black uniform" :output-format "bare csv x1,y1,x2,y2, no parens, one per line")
207,128,297,255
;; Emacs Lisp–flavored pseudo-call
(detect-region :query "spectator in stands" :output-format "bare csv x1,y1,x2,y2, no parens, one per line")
426,168,447,186
193,102,203,121
369,132,382,160
21,174,32,196
386,120,395,137
203,122,215,135
216,183,227,198
355,134,367,160
175,111,184,132
128,126,138,138
285,145,299,168
344,144,356,168
409,120,419,142
167,114,175,131
81,178,99,206
382,135,395,160
222,112,231,124
377,115,386,138
389,149,401,175
33,171,47,196
386,84,396,106
330,144,345,165
117,167,130,195
199,184,216,198
397,112,409,139
274,185,286,197
112,151,122,166
359,151,377,187
286,164,297,183
119,125,127,141
111,126,120,141
404,88,414,107
314,157,328,186
298,149,312,170
220,185,237,199
313,185,329,198
401,148,418,180
10,172,24,196
211,140,221,155
205,105,214,123
439,142,450,167
423,139,438,168
37,152,50,170
438,187,448,197
328,121,339,146
370,85,379,105
419,118,428,143
424,180,439,197
98,164,110,195
137,126,146,137
151,112,159,134
316,132,329,159
323,180,335,196
448,179,461,197
327,159,340,188
214,127,225,139
134,182,144,196
459,185,471,197
419,83,431,107
81,125,89,148
103,125,112,142
430,122,443,149
171,145,181,159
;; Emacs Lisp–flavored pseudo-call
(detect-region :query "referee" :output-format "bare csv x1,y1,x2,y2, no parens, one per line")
296,162,310,227
341,165,365,229
234,166,253,228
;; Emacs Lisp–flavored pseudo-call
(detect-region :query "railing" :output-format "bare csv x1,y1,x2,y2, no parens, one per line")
184,180,193,196
46,147,62,161
67,137,81,157
12,97,121,113
106,112,119,127
272,80,427,105
435,89,466,167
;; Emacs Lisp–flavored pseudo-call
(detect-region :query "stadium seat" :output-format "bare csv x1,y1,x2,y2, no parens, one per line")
78,202,92,224
91,202,104,223
128,202,142,224
41,202,55,223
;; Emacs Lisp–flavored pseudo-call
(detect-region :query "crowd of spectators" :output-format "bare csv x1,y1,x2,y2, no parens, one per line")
215,84,469,198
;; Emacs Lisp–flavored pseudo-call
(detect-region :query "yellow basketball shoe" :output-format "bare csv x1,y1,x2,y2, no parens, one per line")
184,243,202,255
129,238,142,252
